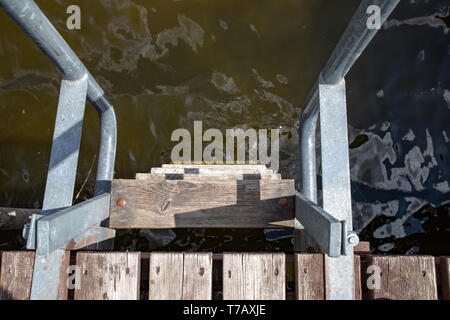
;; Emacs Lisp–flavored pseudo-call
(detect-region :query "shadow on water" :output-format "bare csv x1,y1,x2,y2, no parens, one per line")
0,0,448,254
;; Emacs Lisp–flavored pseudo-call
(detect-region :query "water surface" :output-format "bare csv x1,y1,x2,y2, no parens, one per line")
0,0,449,254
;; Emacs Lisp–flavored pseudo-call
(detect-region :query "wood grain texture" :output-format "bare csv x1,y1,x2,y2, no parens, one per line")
366,255,438,300
136,173,281,180
149,252,212,300
440,257,450,300
0,208,38,230
110,179,294,229
354,241,370,253
223,253,285,300
152,168,274,175
74,252,141,300
161,164,275,174
294,254,324,300
0,251,35,300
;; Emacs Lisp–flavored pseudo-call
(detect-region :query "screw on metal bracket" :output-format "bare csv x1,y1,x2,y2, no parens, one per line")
279,198,288,207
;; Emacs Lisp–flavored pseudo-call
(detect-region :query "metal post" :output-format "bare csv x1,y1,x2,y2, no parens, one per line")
298,0,400,203
296,0,401,299
319,80,354,299
31,75,88,299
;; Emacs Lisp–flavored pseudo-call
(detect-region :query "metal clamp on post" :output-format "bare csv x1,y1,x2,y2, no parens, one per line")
23,194,115,255
295,192,359,258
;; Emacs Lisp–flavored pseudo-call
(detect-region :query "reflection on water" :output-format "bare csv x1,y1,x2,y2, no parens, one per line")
0,0,448,254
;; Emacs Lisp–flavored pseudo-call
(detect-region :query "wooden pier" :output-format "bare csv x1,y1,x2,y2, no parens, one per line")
0,164,449,300
0,249,449,300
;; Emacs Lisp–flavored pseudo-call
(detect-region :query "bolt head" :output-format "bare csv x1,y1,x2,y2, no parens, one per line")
116,198,127,207
279,198,289,207
347,233,359,246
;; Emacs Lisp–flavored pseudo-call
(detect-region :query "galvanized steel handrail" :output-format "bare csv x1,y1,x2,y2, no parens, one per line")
0,0,116,196
296,0,400,299
299,0,400,203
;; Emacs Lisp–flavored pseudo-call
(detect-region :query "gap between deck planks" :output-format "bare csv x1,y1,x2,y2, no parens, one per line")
109,179,295,229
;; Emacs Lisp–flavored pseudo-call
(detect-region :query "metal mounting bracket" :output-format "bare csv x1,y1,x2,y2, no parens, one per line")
23,193,114,255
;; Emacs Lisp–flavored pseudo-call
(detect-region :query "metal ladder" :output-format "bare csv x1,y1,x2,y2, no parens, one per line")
0,0,400,299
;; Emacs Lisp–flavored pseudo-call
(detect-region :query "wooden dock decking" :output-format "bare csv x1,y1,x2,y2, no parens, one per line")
1,249,448,300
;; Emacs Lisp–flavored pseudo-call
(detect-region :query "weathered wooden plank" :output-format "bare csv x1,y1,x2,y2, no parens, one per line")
354,255,362,300
161,164,275,173
294,254,324,300
74,252,141,300
136,173,281,180
152,167,274,175
110,179,294,229
366,255,438,300
223,253,285,300
0,251,35,300
149,252,183,299
0,208,39,230
182,253,213,299
441,257,450,300
149,252,212,300
354,241,370,253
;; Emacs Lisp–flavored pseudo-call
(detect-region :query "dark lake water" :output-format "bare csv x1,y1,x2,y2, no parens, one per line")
0,0,449,255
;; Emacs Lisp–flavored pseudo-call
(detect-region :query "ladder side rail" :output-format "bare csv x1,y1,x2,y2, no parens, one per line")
0,0,118,299
0,0,117,197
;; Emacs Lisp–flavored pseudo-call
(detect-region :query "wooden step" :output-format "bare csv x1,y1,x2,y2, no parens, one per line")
109,179,295,229
151,168,275,175
136,173,281,181
162,164,274,173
